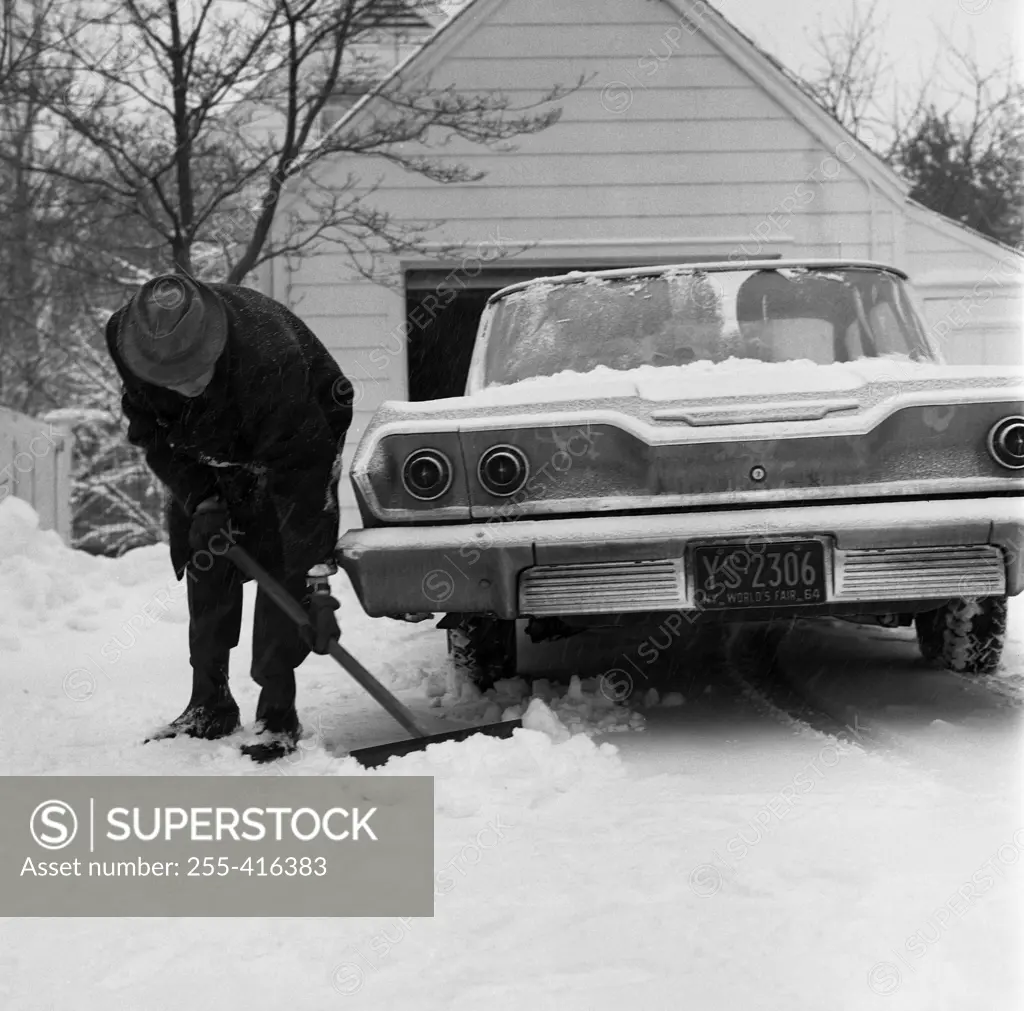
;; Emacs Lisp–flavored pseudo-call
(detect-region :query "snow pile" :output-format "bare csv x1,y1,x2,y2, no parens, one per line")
0,497,174,652
469,353,957,405
335,700,627,815
0,498,113,649
426,670,646,737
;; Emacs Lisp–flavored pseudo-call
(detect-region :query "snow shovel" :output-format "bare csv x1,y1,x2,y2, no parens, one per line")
224,545,522,768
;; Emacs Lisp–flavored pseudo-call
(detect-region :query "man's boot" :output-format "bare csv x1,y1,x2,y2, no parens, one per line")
240,691,302,763
145,660,241,742
241,572,309,763
240,710,302,763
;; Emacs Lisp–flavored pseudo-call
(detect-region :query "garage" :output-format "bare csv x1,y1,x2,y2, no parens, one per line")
271,0,1023,528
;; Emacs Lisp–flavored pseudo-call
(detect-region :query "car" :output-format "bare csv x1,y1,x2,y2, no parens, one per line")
335,259,1024,687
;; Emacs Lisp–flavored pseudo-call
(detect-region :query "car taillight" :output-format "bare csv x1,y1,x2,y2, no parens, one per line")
988,417,1024,470
401,449,453,500
477,445,529,496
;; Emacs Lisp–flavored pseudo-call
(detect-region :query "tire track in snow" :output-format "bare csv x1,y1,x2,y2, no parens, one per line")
724,617,1021,785
721,621,882,752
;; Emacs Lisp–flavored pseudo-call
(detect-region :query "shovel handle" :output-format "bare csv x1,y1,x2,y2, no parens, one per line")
225,546,312,628
326,640,428,740
224,546,428,740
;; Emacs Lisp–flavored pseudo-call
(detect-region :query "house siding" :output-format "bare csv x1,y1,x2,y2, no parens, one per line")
905,214,1023,366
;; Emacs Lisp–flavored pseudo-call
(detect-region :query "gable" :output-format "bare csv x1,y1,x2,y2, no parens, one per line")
282,0,913,268
317,0,907,203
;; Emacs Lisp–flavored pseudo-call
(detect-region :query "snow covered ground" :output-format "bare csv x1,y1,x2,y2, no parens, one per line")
1,495,1022,1010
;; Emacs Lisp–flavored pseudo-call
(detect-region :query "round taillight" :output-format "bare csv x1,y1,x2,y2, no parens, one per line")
402,449,453,500
988,417,1024,470
478,445,529,497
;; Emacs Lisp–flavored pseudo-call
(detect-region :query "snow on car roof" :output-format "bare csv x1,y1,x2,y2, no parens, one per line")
486,259,910,303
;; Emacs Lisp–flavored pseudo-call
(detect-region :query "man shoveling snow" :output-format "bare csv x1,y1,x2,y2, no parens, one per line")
104,273,353,762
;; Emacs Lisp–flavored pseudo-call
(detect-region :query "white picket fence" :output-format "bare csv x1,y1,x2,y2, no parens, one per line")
0,406,73,542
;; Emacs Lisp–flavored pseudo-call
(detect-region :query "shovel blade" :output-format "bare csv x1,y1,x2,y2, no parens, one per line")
346,720,523,769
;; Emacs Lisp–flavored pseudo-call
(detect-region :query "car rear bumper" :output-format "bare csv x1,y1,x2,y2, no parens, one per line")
335,496,1024,619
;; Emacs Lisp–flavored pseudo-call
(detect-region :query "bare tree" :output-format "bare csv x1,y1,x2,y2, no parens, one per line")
2,1,582,552
890,46,1023,245
0,0,53,89
797,4,1022,246
0,0,149,412
1,1,170,554
801,0,895,145
20,0,583,284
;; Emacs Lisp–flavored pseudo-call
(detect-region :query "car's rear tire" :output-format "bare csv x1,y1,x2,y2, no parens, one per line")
446,616,518,687
914,597,1007,676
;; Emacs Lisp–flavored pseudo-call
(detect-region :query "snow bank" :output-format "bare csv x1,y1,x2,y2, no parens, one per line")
467,354,964,405
0,497,170,651
0,498,632,801
424,669,646,737
329,701,627,818
0,497,111,647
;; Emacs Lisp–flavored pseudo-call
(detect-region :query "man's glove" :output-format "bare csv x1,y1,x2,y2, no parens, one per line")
301,591,341,654
189,496,231,553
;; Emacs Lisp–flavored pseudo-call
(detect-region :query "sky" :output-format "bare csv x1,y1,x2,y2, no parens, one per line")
722,0,1020,83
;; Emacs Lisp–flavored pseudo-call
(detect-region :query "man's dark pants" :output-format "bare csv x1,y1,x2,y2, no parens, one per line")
186,553,311,728
171,494,312,732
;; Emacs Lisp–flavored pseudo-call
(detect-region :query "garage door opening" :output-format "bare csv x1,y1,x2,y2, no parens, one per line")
405,284,497,402
404,257,780,401
405,265,605,402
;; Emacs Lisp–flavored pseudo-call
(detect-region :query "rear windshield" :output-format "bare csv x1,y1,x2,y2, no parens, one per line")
481,266,936,386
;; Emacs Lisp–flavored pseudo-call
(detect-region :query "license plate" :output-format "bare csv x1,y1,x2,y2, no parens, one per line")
691,539,827,610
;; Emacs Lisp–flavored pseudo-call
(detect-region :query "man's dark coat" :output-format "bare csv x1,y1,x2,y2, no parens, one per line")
105,283,353,580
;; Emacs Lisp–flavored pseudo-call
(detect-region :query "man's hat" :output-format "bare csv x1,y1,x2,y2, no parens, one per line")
117,273,228,387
